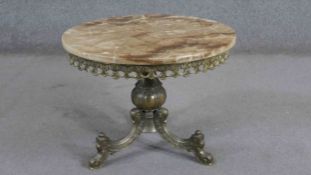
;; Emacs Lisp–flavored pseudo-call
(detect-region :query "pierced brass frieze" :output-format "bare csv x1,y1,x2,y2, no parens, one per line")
68,52,229,80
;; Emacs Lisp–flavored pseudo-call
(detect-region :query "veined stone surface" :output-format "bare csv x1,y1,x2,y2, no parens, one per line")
62,14,236,65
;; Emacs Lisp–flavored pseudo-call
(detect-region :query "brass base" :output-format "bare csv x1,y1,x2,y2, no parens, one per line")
89,78,213,169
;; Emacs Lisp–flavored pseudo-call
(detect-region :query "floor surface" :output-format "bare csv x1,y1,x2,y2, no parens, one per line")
0,53,310,175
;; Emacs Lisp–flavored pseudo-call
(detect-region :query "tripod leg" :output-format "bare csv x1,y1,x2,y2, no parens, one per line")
89,108,144,169
153,108,213,165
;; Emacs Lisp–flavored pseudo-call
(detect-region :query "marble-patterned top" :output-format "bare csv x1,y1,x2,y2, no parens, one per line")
62,14,236,65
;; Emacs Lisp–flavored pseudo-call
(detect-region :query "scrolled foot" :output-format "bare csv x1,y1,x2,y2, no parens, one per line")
190,130,214,165
193,149,213,165
89,132,111,169
89,151,109,169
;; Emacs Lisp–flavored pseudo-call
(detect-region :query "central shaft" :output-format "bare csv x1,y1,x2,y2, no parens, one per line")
131,78,167,132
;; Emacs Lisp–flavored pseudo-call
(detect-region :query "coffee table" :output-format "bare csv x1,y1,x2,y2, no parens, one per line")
62,14,236,169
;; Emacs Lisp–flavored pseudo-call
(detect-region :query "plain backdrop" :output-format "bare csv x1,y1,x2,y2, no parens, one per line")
1,0,311,54
0,1,311,175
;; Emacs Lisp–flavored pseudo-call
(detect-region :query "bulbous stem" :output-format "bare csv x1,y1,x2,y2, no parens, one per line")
131,78,166,110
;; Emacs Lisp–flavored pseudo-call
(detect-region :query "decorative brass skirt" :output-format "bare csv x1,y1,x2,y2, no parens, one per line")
68,52,228,80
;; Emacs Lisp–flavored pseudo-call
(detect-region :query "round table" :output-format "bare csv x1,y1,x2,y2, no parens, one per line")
62,14,236,169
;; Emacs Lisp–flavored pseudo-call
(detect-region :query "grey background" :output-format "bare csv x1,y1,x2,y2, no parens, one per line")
1,0,311,54
0,1,311,175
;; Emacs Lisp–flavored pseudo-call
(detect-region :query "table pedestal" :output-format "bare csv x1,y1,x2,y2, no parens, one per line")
89,78,213,169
